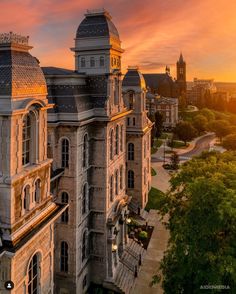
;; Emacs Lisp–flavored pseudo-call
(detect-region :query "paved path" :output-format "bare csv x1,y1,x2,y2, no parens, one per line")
132,164,170,294
152,133,216,162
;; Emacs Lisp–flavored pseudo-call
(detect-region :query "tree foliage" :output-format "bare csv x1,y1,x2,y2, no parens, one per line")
192,114,208,134
155,111,164,138
222,134,236,150
158,151,236,293
208,120,230,140
199,108,215,121
174,121,197,145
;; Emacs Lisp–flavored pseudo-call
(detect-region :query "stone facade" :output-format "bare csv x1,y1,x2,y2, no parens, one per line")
0,9,152,294
0,33,63,293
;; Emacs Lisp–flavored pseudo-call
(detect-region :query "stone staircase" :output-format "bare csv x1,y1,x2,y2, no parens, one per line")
104,239,146,294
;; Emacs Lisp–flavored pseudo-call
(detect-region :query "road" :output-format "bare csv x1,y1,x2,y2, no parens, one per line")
152,133,216,162
178,133,215,160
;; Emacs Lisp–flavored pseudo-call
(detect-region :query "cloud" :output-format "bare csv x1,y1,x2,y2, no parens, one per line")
0,0,236,81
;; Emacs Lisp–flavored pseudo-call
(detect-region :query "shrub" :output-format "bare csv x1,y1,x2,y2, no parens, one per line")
138,231,148,240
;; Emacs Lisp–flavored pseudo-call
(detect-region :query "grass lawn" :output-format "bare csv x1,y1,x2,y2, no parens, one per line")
145,187,166,211
171,140,189,148
151,167,157,176
151,138,163,154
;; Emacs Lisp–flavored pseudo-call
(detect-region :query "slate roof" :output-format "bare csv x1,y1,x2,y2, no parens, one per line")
122,68,146,88
143,73,175,90
42,67,77,76
0,49,47,96
76,12,120,40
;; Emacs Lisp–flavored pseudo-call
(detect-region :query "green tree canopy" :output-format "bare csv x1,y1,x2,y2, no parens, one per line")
208,120,230,140
199,108,215,121
158,151,236,293
192,114,208,134
174,121,197,145
155,111,164,138
222,134,236,150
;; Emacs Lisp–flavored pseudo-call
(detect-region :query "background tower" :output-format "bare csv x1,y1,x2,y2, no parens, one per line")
176,53,187,95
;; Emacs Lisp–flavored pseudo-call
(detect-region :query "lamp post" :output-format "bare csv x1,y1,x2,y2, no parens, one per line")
163,139,166,165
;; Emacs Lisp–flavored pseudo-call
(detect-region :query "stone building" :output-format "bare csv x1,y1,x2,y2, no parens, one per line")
0,9,152,294
0,33,64,293
143,53,187,99
146,94,178,130
43,9,152,294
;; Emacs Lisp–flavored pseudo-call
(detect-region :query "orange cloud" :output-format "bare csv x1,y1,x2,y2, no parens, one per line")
0,0,236,81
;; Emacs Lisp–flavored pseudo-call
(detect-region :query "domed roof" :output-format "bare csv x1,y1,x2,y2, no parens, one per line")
76,9,120,40
122,67,146,89
0,33,47,97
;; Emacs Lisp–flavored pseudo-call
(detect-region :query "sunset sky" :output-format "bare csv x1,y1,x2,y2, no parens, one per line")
1,0,236,82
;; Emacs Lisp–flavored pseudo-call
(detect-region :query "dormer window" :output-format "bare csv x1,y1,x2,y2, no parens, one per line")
81,57,85,68
90,57,95,67
128,92,134,110
100,56,105,67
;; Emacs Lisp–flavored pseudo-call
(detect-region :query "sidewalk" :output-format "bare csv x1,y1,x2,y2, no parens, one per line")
131,163,170,294
152,132,215,160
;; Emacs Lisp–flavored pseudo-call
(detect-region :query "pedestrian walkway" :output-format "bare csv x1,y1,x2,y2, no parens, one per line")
131,163,170,294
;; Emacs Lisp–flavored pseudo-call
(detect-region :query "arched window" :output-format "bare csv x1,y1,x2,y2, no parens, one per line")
82,231,87,262
128,92,134,110
82,184,88,214
34,179,41,203
128,170,134,188
28,253,40,294
22,114,31,166
115,125,119,155
120,125,123,152
110,175,114,201
110,129,114,160
61,138,69,168
127,117,130,126
83,134,89,168
81,57,85,68
61,192,69,223
120,166,123,190
23,185,30,211
60,241,68,272
133,117,136,126
90,57,95,67
115,170,119,195
128,143,134,161
100,56,105,67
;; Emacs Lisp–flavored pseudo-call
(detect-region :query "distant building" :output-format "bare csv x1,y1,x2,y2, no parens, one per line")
146,94,178,130
143,53,187,99
187,78,217,106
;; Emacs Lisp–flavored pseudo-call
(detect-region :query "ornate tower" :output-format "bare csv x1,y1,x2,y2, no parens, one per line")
176,52,187,95
0,33,63,293
46,9,144,294
72,9,124,75
122,67,153,215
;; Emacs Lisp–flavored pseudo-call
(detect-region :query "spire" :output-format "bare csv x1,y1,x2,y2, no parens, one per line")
179,52,184,63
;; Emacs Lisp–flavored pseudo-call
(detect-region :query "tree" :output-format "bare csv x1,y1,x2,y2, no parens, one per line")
173,121,197,145
208,120,230,141
178,95,187,111
157,151,236,293
192,114,208,135
199,108,215,121
155,111,163,138
222,134,236,150
170,152,179,170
